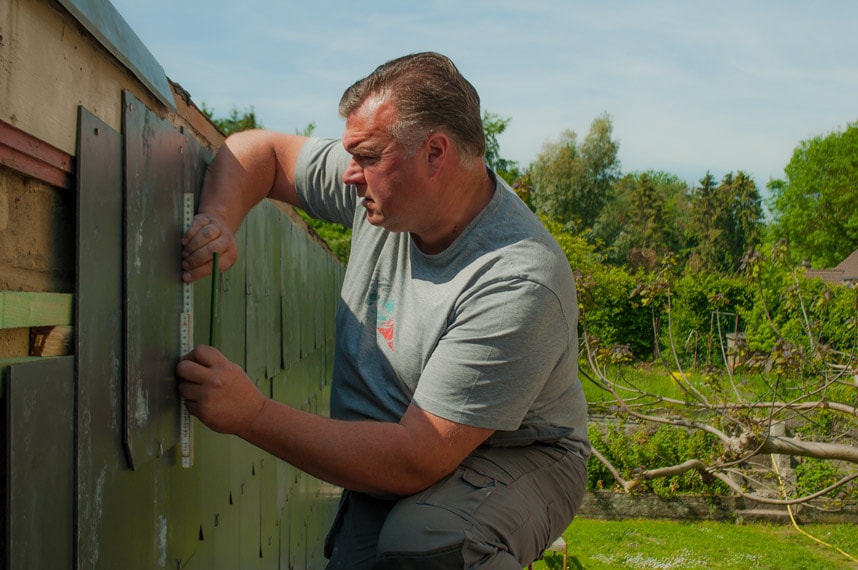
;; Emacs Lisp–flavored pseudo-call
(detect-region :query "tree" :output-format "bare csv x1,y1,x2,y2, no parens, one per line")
296,122,316,137
618,172,668,271
592,171,692,269
629,172,665,252
729,170,764,263
542,218,662,362
768,121,858,267
688,172,730,272
530,113,620,231
686,171,763,274
201,104,262,135
482,111,518,183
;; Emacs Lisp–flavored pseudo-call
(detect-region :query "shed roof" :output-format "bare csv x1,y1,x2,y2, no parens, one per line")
56,0,175,111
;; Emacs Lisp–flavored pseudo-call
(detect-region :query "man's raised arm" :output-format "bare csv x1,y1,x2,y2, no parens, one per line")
182,130,308,282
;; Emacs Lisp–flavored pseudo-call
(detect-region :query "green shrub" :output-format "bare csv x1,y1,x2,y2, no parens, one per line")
587,421,730,496
794,457,856,501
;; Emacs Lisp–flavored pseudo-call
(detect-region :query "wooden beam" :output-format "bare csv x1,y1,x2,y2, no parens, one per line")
0,292,74,329
0,119,74,189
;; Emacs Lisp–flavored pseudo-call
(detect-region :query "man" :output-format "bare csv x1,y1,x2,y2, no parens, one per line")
178,52,589,569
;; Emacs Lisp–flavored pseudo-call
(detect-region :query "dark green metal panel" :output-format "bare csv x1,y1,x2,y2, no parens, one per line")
246,202,269,383
71,99,343,570
260,453,280,570
286,475,308,570
77,107,201,570
194,177,247,560
122,90,185,469
171,115,211,569
239,458,263,570
266,205,283,378
299,236,315,360
313,250,324,355
212,499,241,570
214,221,247,366
280,221,300,367
75,108,129,569
5,356,74,570
286,230,307,362
182,535,215,570
196,421,235,553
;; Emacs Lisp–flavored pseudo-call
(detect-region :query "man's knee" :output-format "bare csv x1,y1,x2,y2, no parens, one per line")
375,500,522,569
376,500,467,562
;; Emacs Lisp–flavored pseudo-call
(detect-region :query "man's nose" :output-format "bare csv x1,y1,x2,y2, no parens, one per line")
343,159,366,186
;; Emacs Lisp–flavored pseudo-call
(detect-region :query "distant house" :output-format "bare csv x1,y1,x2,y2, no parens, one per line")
805,249,858,286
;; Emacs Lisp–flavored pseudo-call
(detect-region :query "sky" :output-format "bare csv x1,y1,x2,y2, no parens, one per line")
110,0,858,189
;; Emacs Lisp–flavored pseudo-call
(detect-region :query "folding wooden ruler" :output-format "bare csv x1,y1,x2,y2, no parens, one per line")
179,192,195,468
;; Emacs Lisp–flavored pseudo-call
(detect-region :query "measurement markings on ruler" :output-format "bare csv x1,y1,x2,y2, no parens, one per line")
180,192,195,468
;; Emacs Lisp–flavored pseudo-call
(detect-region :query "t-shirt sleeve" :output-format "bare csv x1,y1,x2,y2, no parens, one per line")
411,277,570,431
294,138,358,227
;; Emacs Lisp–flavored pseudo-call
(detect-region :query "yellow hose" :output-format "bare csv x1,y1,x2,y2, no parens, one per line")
770,454,857,563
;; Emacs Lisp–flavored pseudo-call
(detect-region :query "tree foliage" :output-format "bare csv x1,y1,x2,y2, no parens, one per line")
688,171,764,273
201,103,262,135
730,171,764,261
530,113,620,231
482,111,518,182
593,171,692,269
768,121,858,267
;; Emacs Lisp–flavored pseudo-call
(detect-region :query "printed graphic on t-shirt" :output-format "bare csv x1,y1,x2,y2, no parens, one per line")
377,299,395,350
367,278,395,351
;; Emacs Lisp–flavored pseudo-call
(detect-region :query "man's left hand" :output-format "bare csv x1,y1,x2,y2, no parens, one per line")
177,345,267,434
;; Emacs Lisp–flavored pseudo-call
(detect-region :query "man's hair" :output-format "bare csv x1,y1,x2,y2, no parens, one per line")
338,52,486,163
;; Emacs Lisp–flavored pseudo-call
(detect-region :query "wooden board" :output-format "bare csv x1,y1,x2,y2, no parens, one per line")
0,291,73,329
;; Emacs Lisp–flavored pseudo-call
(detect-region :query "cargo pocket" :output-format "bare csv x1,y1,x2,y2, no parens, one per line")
417,459,512,522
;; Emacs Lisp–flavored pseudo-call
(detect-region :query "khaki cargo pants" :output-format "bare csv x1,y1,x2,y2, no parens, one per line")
324,441,588,569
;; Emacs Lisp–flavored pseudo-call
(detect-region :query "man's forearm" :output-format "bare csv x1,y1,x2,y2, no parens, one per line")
236,399,443,496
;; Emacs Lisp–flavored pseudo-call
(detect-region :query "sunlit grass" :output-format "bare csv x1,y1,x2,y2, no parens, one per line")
528,518,858,570
581,364,705,405
580,363,785,409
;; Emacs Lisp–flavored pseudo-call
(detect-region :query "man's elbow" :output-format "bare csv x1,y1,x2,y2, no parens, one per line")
381,465,457,497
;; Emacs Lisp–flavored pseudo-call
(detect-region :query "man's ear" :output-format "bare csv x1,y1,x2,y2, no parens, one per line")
425,132,450,177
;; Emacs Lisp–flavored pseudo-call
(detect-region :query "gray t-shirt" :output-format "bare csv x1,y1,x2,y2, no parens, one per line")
295,138,589,452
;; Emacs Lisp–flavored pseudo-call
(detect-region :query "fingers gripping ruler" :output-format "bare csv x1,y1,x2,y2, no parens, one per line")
180,192,195,468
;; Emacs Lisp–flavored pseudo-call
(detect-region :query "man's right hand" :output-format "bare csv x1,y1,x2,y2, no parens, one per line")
181,213,238,282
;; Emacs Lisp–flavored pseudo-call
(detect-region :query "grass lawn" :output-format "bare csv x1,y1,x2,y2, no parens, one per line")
528,518,858,569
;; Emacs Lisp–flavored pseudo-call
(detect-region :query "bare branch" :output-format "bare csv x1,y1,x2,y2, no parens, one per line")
590,447,635,493
639,459,712,482
759,435,858,463
710,400,856,418
710,471,858,506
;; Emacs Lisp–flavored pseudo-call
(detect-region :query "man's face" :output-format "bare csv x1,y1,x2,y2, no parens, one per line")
341,97,431,233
